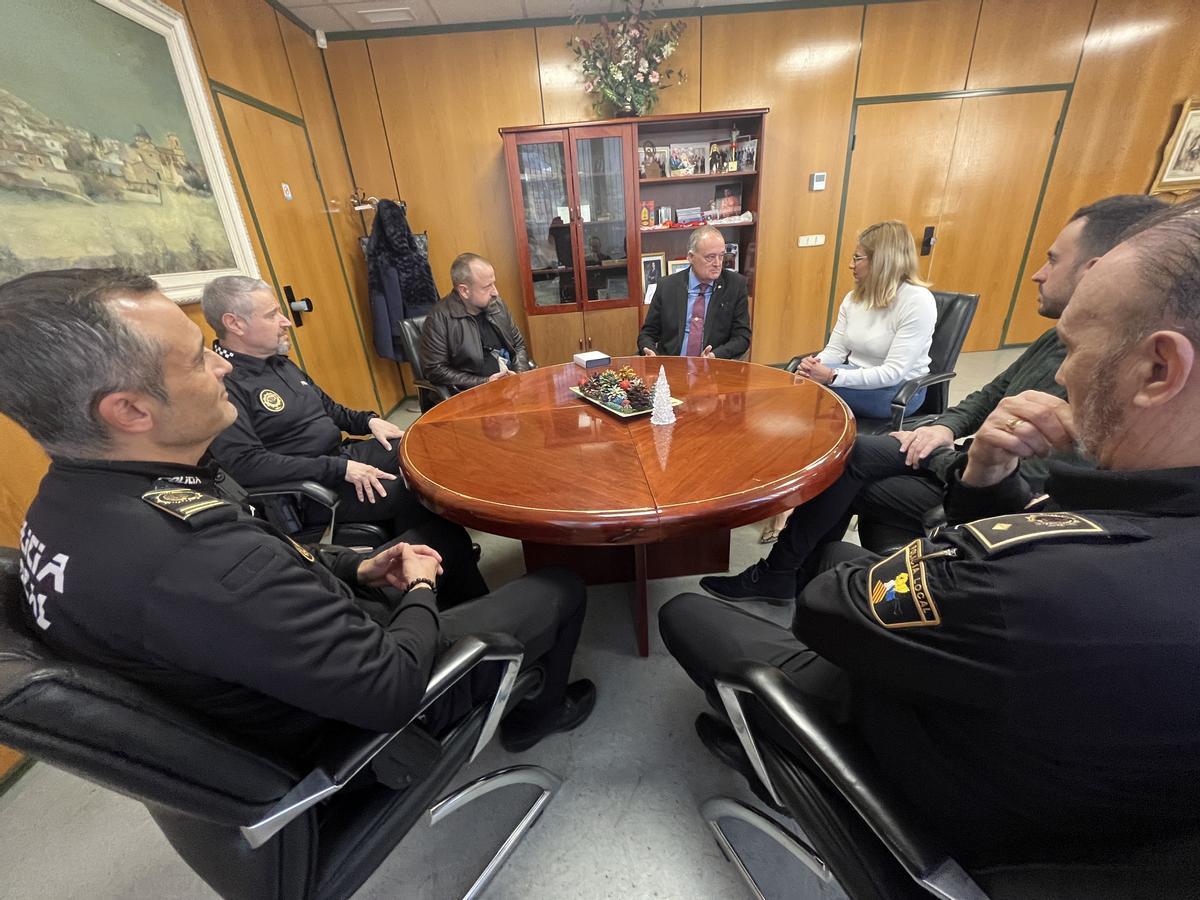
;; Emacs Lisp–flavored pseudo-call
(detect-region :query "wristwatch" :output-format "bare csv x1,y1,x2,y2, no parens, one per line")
408,577,437,594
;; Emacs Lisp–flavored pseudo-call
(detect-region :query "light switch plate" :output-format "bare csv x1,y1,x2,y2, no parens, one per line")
798,234,826,247
810,172,827,191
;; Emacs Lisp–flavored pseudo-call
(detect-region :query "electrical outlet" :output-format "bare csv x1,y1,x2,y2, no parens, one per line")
797,234,826,247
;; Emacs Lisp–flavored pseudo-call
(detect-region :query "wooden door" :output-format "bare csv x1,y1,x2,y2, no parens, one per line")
217,97,380,413
832,99,962,315
582,307,641,358
929,91,1066,350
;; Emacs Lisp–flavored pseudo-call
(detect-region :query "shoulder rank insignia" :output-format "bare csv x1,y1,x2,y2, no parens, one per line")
285,535,316,563
259,389,285,413
142,488,229,522
964,511,1105,555
868,540,943,629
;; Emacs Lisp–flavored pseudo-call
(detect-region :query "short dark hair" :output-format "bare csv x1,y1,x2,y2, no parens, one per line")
1117,195,1200,346
0,268,167,457
1069,194,1168,260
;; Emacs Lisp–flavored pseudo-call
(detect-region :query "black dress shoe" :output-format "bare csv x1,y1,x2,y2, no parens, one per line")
700,559,795,605
500,679,596,753
695,713,787,815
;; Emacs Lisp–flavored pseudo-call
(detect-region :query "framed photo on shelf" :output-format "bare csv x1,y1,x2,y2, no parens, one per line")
707,141,734,174
657,206,673,226
676,206,703,225
724,242,739,273
736,138,758,172
1151,97,1200,194
641,252,666,289
669,142,707,176
606,275,628,298
714,182,743,217
641,143,668,179
668,258,690,276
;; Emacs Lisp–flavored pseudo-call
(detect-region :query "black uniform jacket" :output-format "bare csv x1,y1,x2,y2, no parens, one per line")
793,460,1200,856
636,268,752,359
208,342,378,488
15,458,440,759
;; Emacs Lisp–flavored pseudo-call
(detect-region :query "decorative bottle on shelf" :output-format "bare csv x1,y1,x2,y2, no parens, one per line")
650,365,676,426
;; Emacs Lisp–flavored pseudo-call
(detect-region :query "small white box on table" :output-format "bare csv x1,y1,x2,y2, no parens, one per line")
573,350,611,369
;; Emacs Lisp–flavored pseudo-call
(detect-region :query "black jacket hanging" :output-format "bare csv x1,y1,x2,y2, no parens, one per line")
365,200,439,361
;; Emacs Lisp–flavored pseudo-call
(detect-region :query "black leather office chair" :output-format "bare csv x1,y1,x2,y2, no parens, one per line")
787,290,979,433
398,315,453,413
0,547,557,899
703,660,1200,900
244,479,390,548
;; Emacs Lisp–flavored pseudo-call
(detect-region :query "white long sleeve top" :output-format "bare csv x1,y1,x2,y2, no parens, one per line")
817,282,936,389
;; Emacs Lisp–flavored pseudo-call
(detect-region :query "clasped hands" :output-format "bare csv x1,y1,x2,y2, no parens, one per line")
793,356,835,385
357,542,444,592
642,346,716,359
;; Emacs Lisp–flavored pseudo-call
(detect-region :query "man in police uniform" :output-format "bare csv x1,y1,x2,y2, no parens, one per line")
200,275,487,606
661,198,1200,862
0,268,596,771
703,194,1166,603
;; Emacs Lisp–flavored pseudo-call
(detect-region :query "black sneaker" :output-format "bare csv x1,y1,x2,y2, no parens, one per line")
499,679,597,753
700,559,795,604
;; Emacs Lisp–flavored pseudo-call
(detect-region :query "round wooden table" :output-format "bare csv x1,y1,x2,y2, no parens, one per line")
400,356,855,655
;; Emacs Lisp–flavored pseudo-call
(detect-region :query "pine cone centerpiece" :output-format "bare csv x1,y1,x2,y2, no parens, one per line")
578,365,653,412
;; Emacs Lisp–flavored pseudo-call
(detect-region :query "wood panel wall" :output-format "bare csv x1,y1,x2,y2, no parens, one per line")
1005,0,1200,343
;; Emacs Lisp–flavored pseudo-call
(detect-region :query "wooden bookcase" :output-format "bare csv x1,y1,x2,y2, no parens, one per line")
501,108,766,364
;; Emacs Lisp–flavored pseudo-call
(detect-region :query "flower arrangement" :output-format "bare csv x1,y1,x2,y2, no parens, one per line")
569,0,687,118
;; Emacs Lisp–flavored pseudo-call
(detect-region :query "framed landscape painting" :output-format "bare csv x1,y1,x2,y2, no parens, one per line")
0,0,257,300
1151,97,1200,195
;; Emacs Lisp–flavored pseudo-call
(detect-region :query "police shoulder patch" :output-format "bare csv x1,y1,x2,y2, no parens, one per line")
963,511,1106,556
285,535,316,563
867,540,942,629
259,389,285,413
142,488,231,523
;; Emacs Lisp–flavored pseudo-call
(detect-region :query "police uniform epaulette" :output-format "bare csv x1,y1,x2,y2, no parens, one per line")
961,511,1110,556
141,487,237,528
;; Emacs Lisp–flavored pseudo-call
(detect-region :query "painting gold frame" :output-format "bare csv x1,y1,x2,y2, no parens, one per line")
1150,97,1200,195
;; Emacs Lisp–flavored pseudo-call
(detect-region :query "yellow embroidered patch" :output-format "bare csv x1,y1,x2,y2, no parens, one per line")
867,540,941,629
259,389,285,413
141,489,227,521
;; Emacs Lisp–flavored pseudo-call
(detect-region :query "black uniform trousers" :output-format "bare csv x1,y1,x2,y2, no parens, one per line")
766,433,947,576
306,438,488,607
662,543,868,723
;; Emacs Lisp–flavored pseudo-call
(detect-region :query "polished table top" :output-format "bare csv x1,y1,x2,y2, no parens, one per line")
400,356,855,546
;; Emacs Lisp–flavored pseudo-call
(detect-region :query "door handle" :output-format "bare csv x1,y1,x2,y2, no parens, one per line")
587,337,593,349
578,338,584,350
283,285,313,327
920,226,936,257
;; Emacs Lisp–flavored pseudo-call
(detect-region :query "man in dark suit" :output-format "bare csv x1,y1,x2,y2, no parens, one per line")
637,225,751,359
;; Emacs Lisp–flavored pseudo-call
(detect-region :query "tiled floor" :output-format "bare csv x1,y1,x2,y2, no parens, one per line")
0,349,1024,899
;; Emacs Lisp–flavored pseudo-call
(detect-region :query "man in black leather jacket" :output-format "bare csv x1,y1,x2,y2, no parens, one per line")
0,268,596,772
420,253,530,393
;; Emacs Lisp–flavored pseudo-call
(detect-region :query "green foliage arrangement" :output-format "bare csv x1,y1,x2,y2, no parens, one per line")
569,0,687,117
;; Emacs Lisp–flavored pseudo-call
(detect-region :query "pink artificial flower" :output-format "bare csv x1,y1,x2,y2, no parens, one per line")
649,70,660,84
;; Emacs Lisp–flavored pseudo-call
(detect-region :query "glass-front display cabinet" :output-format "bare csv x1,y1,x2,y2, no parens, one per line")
502,123,641,364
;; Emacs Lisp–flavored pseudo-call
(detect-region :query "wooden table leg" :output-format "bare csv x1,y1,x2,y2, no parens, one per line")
633,543,649,658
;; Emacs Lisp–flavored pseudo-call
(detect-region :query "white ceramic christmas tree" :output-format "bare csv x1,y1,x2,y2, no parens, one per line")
650,365,676,425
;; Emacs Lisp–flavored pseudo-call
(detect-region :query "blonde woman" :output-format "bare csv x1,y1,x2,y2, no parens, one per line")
796,221,936,419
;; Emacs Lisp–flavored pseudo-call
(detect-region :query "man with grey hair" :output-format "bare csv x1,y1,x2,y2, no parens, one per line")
202,275,487,606
0,267,596,770
420,252,529,399
659,197,1200,863
637,224,750,358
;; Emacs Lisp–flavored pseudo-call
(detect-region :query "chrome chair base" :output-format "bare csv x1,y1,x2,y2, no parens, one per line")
702,796,834,900
429,764,563,900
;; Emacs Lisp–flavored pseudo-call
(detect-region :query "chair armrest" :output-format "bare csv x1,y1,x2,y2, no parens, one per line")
888,372,957,431
243,480,339,509
414,378,453,403
715,662,988,900
240,631,524,849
